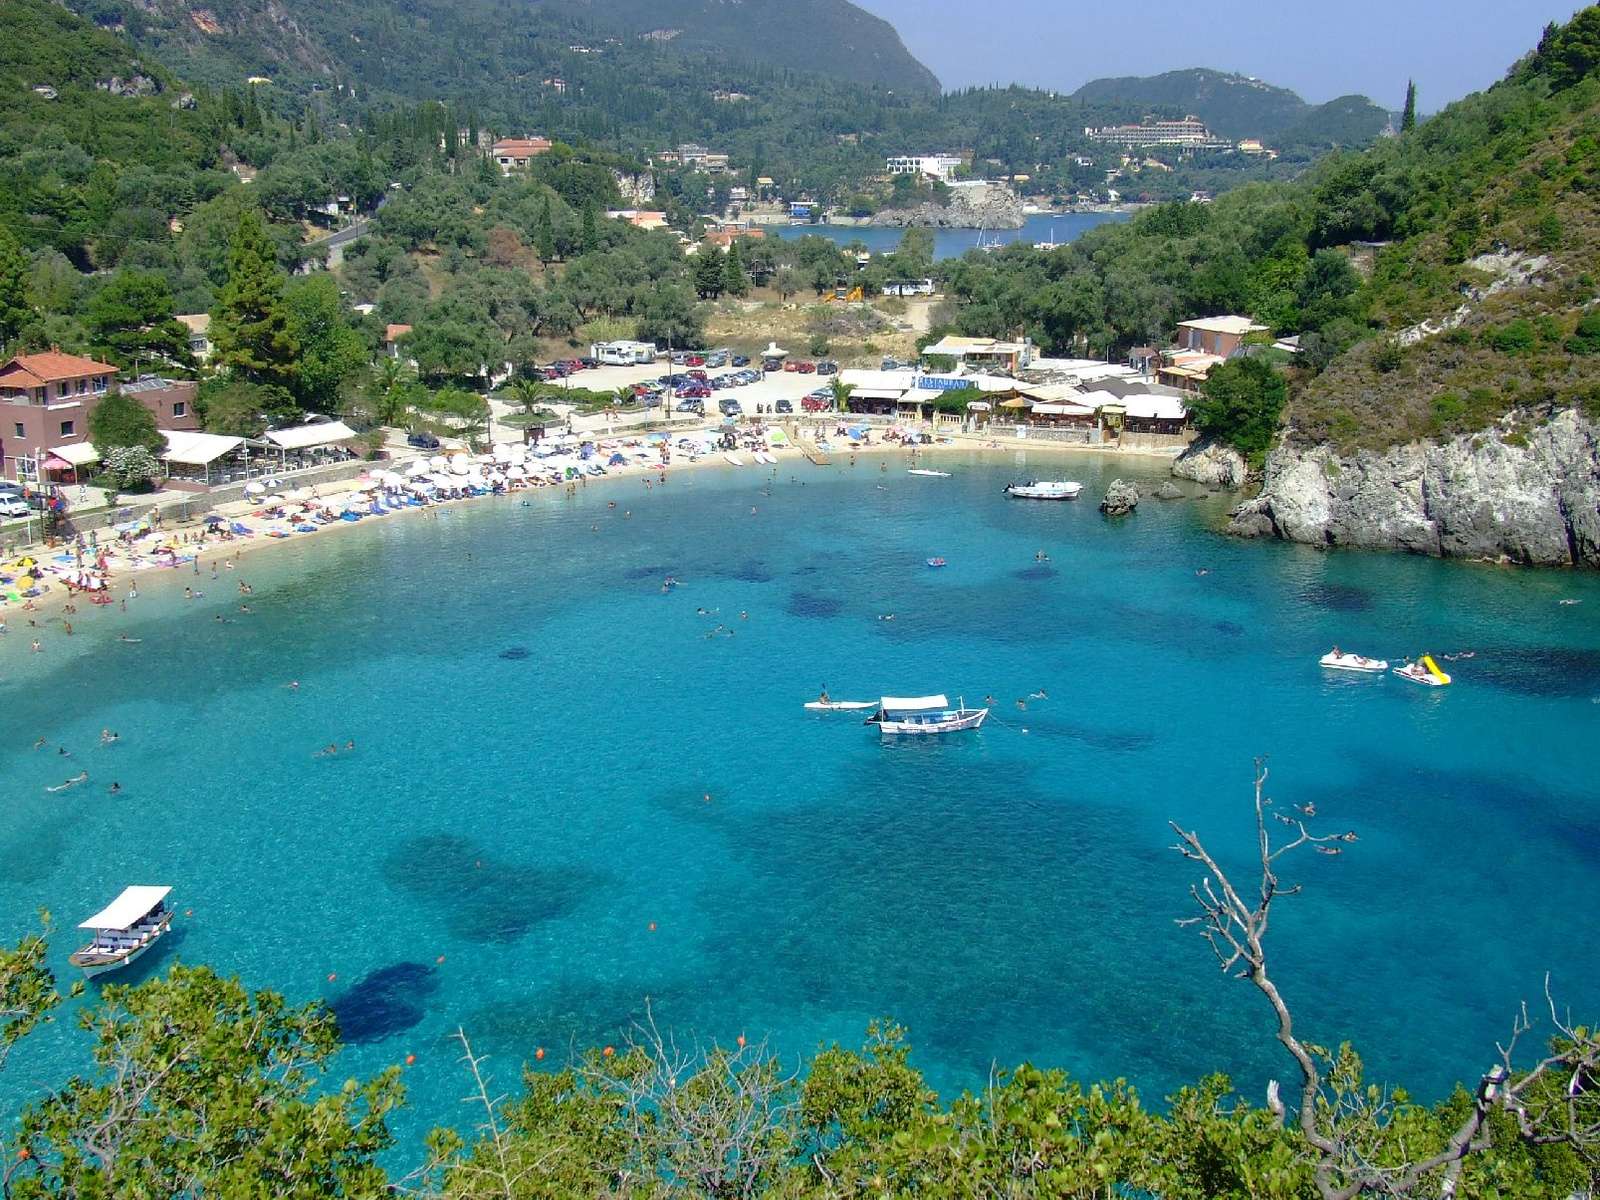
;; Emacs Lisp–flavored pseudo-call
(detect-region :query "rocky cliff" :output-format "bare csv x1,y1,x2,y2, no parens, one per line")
866,185,1025,230
1225,410,1600,567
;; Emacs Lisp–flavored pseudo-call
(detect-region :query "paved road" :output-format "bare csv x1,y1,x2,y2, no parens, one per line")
311,219,371,267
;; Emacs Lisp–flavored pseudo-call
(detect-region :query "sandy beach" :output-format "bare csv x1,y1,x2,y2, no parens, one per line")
0,422,1181,655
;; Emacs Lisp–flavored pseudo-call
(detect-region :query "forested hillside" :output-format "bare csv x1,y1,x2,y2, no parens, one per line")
935,8,1600,456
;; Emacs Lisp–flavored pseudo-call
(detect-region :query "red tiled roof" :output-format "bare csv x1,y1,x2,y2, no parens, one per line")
0,352,117,388
386,324,413,341
492,138,551,157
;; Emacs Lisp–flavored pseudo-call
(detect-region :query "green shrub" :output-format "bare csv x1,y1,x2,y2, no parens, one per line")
1566,311,1600,354
1486,319,1537,354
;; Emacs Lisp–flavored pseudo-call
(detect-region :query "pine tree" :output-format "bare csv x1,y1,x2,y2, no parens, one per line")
693,246,726,300
580,207,600,257
1401,80,1416,133
0,226,33,349
210,210,299,394
536,196,557,264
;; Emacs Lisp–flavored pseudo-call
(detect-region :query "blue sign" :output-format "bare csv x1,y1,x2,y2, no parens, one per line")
915,375,972,391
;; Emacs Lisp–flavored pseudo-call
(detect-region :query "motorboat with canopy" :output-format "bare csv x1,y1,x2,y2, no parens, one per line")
866,694,989,736
69,885,173,978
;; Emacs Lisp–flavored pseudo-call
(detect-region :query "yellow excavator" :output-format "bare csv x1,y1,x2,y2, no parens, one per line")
825,286,865,303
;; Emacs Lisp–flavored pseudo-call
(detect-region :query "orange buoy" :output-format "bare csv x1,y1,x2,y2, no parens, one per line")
436,955,445,963
184,909,193,916
18,1147,31,1160
648,922,657,931
737,1035,746,1048
405,1054,416,1065
603,1046,615,1057
535,1047,545,1061
327,973,337,982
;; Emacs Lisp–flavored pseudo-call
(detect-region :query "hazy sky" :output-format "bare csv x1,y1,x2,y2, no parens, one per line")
853,1,1579,110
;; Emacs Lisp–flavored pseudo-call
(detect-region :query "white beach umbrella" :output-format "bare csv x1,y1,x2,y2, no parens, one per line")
406,459,431,477
428,455,448,471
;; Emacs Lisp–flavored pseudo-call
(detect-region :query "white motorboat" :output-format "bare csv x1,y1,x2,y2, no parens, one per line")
69,886,173,979
1394,656,1452,687
723,451,744,466
908,468,952,478
1004,480,1082,500
866,694,989,736
1319,651,1389,673
804,699,878,711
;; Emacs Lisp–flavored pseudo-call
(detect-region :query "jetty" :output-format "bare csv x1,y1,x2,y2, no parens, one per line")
790,427,830,466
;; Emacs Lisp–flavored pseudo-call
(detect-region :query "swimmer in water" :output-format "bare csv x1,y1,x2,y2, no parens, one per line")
47,771,88,793
108,782,121,795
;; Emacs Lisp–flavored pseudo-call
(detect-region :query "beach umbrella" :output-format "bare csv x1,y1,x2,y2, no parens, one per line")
244,481,265,494
203,515,225,525
406,459,431,477
428,455,448,471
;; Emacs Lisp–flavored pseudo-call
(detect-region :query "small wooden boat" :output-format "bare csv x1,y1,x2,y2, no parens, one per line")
866,694,989,736
69,886,173,979
926,557,947,568
1394,656,1451,686
1319,651,1388,673
908,468,952,477
1004,481,1082,500
804,699,878,711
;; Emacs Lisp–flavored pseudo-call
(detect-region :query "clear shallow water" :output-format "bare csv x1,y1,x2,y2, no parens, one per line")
772,211,1128,259
3,450,1599,1156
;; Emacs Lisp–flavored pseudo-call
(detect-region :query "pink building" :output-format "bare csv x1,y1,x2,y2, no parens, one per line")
0,351,115,479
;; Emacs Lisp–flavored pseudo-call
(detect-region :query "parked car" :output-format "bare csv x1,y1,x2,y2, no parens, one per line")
797,361,816,374
731,354,750,367
684,354,706,367
0,497,29,519
762,357,783,372
705,351,728,368
678,383,711,399
578,357,599,369
782,360,800,373
676,399,704,413
775,399,793,414
801,396,830,412
406,431,442,449
687,369,708,382
719,398,743,416
816,360,838,375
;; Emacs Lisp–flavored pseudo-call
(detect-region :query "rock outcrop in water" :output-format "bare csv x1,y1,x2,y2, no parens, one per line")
1100,479,1141,516
1226,409,1600,566
865,183,1025,230
1171,438,1249,490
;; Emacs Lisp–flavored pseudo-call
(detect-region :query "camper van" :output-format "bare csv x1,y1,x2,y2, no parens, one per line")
591,340,658,367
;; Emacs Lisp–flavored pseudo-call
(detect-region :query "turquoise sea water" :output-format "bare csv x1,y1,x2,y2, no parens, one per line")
772,210,1128,258
3,450,1599,1157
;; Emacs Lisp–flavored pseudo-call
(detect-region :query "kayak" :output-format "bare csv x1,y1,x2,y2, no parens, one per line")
803,700,878,711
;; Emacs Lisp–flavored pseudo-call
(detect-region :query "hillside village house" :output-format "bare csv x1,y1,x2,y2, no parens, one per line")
490,137,551,173
0,351,115,479
176,314,212,362
1158,315,1268,393
886,154,964,181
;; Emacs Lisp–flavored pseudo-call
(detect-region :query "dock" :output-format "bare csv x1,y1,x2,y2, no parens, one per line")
788,427,830,466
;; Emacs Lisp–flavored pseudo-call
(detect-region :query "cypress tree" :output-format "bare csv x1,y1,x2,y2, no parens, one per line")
1401,80,1417,132
580,206,600,257
723,239,751,297
536,196,557,263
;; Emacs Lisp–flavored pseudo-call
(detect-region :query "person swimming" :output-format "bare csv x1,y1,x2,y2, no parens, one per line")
47,771,88,792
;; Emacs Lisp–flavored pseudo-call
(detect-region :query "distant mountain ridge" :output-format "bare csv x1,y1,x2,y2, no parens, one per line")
1071,67,1388,147
69,0,939,99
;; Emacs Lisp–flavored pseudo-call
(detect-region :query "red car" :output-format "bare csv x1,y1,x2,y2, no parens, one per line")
782,360,800,372
677,383,711,399
801,396,830,412
797,361,816,374
687,369,709,382
684,354,706,367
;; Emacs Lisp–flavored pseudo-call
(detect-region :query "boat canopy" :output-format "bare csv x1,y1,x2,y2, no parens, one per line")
879,695,948,711
78,886,170,931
